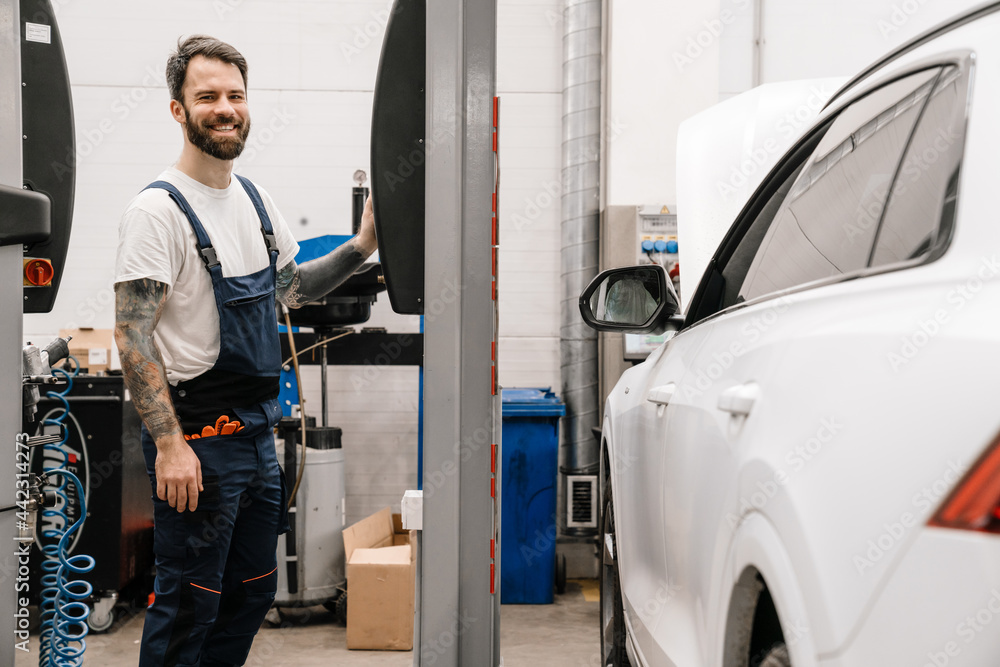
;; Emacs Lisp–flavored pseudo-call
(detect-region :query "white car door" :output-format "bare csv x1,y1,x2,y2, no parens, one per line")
616,324,710,665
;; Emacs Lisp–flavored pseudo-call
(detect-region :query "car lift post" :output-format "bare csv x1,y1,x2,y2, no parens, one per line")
417,0,499,664
1,1,24,663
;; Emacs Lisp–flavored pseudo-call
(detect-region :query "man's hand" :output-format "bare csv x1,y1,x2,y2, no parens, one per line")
154,434,203,512
357,195,377,255
276,194,379,308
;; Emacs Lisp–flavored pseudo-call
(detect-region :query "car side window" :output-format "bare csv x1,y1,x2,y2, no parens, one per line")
869,66,965,266
718,161,806,310
737,68,940,303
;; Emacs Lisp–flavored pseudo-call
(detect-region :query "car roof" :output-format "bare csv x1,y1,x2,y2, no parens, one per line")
824,0,1000,109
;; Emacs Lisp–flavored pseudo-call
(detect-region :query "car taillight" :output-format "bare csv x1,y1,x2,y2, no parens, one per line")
929,433,1000,534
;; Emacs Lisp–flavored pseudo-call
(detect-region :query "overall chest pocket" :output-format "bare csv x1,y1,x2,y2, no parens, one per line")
224,290,273,308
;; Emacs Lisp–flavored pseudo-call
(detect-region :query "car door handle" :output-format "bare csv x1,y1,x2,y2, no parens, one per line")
718,383,759,416
647,384,676,407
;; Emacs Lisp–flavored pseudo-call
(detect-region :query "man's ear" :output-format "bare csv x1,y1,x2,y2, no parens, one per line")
170,99,186,125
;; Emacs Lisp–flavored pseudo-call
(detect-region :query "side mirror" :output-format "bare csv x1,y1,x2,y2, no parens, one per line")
579,265,679,334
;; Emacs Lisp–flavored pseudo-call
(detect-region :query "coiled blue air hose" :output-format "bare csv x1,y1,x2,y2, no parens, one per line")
37,363,95,667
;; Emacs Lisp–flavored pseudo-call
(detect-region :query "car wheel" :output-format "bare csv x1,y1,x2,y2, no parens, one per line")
601,485,630,666
760,643,791,667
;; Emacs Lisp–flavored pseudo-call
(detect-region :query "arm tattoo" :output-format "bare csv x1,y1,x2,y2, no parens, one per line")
276,240,369,308
114,279,182,441
275,260,306,308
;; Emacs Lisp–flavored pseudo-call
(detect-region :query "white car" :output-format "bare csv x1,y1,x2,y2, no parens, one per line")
581,4,1000,666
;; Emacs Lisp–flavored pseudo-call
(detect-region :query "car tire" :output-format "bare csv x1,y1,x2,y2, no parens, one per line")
601,485,631,666
760,643,791,667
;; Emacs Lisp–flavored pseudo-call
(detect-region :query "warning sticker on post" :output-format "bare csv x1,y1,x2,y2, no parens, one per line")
25,22,51,44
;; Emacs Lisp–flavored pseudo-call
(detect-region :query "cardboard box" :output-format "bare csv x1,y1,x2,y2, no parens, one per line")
59,328,115,373
343,507,415,650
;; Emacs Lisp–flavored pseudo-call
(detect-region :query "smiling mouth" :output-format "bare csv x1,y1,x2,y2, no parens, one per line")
210,123,237,133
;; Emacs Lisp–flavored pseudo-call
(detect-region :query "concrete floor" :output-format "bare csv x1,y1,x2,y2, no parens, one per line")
15,580,600,666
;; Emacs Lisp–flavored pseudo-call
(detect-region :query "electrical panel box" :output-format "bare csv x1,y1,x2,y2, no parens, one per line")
625,205,679,361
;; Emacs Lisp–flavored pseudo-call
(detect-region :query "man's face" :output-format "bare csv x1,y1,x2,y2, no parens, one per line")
177,55,251,160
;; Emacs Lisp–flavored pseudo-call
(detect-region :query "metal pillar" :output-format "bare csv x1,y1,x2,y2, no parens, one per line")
419,0,498,663
1,1,23,663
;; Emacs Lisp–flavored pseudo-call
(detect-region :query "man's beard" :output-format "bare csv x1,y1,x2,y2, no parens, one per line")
184,108,251,160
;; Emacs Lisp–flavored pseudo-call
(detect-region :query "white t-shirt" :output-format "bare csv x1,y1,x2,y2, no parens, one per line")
115,167,299,384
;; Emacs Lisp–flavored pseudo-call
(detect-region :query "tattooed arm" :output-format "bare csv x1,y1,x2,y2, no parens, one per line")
114,278,202,512
276,195,378,308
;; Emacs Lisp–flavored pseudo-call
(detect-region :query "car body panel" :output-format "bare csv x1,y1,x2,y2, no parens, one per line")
823,530,1000,665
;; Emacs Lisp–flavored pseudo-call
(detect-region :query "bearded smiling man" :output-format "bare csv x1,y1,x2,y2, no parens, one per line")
113,35,378,666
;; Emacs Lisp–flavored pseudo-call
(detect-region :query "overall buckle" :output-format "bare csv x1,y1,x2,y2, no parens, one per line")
200,246,221,269
261,230,279,255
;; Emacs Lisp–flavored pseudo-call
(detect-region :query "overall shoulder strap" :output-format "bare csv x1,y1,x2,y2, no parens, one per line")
234,174,279,257
143,180,221,270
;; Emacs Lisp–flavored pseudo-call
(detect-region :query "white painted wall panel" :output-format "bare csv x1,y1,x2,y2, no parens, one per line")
496,91,561,345
605,0,722,207
496,0,563,393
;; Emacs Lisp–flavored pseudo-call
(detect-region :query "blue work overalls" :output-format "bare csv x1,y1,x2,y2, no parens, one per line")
138,175,289,667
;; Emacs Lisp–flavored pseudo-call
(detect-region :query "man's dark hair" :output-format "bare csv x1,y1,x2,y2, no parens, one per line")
166,35,248,102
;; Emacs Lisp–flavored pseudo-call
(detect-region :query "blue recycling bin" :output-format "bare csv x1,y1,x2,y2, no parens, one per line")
500,388,566,604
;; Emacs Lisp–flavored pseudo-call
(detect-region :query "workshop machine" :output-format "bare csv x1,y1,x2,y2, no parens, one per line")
3,0,129,663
